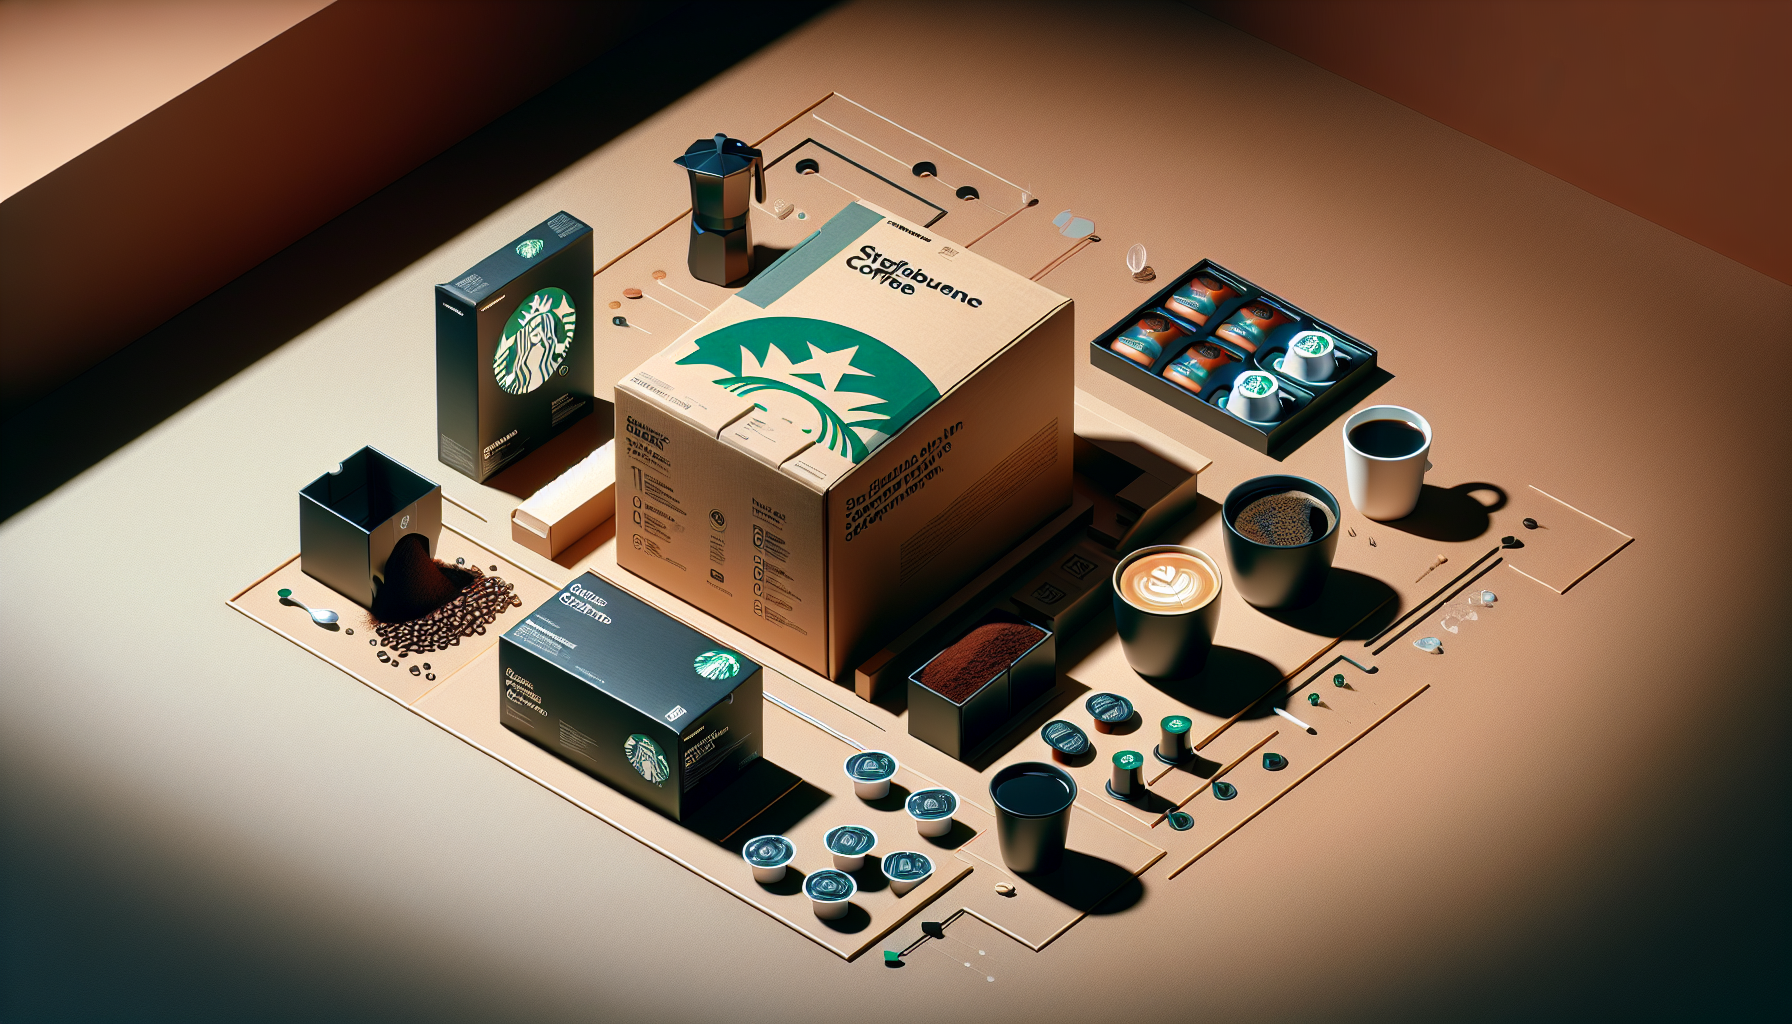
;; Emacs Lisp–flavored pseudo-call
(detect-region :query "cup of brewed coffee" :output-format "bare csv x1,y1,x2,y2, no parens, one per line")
1222,475,1340,609
1342,405,1431,521
1110,545,1223,679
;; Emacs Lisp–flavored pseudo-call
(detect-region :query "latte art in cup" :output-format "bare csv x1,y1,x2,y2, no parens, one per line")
1119,552,1218,612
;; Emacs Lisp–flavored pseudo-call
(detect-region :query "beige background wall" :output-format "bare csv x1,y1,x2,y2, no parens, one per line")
1194,0,1792,285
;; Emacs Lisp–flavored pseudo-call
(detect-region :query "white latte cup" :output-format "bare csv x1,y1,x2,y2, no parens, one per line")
1342,405,1432,521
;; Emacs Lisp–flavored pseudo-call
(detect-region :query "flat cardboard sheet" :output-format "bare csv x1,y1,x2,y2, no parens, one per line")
952,803,1163,950
229,525,560,706
410,651,973,959
1506,485,1634,594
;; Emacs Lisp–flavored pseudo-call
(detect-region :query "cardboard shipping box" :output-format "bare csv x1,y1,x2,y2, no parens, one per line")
614,201,1074,681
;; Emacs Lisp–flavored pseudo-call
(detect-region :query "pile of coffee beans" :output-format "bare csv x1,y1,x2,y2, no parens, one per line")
374,566,521,655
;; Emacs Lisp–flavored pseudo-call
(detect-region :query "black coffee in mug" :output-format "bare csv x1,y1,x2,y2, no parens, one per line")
1348,418,1427,458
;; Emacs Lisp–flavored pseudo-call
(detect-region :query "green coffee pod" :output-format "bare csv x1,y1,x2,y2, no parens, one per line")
1113,750,1145,771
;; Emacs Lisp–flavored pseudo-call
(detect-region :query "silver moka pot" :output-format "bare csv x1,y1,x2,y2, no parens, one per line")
673,133,765,286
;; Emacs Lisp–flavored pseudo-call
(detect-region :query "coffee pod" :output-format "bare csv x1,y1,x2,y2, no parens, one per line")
906,787,958,838
881,851,934,896
1086,692,1134,733
824,824,878,872
1213,302,1293,353
1163,273,1240,325
843,750,899,800
1108,750,1146,800
1156,715,1193,763
805,868,857,920
1280,330,1337,382
1162,341,1236,394
741,834,795,884
1041,720,1090,763
1225,370,1282,422
1108,313,1185,368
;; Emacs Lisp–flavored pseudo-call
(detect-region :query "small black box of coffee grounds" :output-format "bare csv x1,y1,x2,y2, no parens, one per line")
436,212,602,483
499,572,764,821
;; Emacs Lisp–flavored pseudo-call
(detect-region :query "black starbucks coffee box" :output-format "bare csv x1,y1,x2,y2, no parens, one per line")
498,571,763,821
436,211,599,482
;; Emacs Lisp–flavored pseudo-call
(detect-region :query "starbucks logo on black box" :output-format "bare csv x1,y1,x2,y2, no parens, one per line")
493,287,576,395
623,733,670,786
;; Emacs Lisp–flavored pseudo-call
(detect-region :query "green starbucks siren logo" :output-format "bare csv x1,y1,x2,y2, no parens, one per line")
516,238,545,259
1239,372,1276,397
694,649,741,681
623,734,670,786
1294,332,1333,356
675,317,939,465
494,287,576,395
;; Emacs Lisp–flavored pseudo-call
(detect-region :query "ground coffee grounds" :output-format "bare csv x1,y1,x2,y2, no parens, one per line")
371,533,475,622
919,621,1046,703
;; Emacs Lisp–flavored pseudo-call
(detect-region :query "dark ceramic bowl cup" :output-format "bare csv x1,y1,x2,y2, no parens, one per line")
1222,474,1340,610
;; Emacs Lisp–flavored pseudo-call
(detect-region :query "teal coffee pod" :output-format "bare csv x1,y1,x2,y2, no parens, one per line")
881,850,935,896
825,824,879,872
1226,370,1283,422
844,749,899,800
1157,714,1193,763
1041,720,1090,762
1108,749,1146,800
1280,330,1337,383
805,868,857,920
1086,692,1135,733
742,834,795,884
907,787,959,838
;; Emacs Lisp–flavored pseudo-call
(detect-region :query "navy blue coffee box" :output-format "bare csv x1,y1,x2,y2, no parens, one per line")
499,572,763,821
436,211,599,482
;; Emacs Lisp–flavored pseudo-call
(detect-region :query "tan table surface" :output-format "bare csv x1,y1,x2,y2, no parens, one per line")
3,1,1786,1019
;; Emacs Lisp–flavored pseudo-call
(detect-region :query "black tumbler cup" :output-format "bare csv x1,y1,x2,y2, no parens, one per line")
1111,545,1224,679
1222,474,1340,609
990,761,1077,874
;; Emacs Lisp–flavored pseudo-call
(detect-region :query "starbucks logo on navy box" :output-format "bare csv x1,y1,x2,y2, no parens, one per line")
624,733,670,786
493,287,576,395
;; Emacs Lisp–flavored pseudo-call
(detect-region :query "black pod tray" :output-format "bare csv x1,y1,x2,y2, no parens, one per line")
1089,260,1378,454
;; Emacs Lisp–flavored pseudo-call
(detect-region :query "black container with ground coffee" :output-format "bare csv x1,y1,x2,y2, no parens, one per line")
1222,474,1340,609
908,611,1054,761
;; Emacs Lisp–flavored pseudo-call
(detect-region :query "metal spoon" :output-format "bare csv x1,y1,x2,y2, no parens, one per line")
277,588,339,626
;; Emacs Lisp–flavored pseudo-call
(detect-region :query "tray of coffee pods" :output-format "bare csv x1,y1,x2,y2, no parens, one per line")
1088,260,1378,453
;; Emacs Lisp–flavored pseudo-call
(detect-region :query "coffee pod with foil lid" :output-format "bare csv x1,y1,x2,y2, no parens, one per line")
1108,749,1146,800
1156,714,1193,763
1041,720,1090,762
1108,313,1185,369
1164,273,1241,325
881,851,935,896
844,749,899,800
1086,692,1135,733
1226,370,1283,422
824,824,878,872
805,868,857,920
1280,329,1338,383
906,787,959,838
741,834,795,884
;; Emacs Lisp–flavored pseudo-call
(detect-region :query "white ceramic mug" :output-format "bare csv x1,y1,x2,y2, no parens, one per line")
1342,405,1432,521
